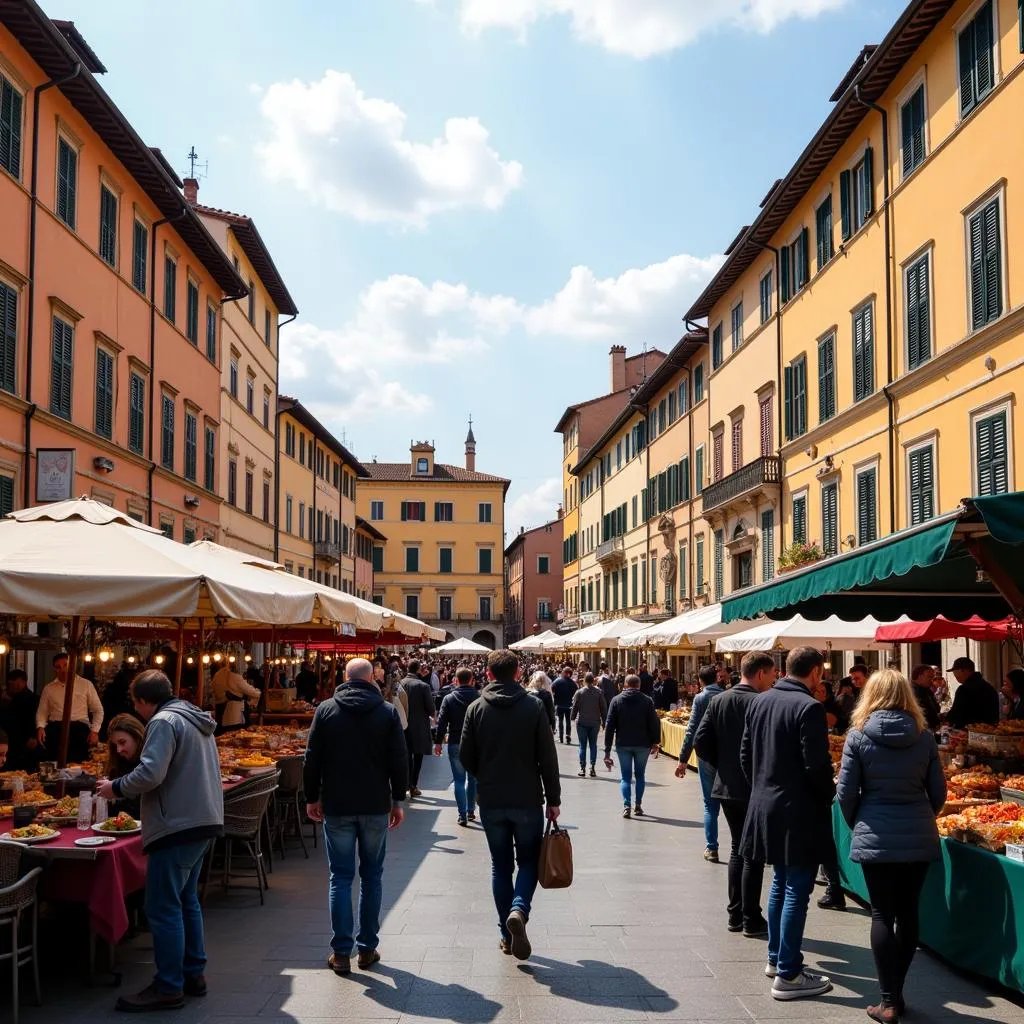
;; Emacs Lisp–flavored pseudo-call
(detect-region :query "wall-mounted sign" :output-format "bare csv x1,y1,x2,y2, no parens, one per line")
36,448,76,502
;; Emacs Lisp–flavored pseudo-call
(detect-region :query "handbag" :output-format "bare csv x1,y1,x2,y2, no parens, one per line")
538,819,573,889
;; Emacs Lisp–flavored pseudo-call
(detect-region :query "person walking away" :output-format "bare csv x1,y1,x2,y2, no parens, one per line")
36,653,103,763
603,674,660,817
96,671,223,1011
836,669,946,1023
303,658,407,975
459,650,560,961
526,671,556,732
597,663,618,708
1003,669,1024,720
694,651,774,935
400,659,435,797
551,666,578,744
638,664,655,697
675,664,724,862
1,669,39,771
434,667,480,826
740,647,835,1001
910,665,941,731
944,656,999,727
571,672,607,778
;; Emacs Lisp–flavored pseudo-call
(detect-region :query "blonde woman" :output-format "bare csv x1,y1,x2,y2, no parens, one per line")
527,671,556,731
836,669,947,1024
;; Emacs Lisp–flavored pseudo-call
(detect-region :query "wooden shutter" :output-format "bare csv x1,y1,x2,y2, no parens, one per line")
713,530,724,600
780,244,791,303
861,147,874,217
793,357,807,436
695,448,704,494
983,199,1001,324
681,456,690,500
902,88,925,175
854,307,873,401
0,78,22,177
822,483,838,556
975,1,994,100
0,281,16,393
857,470,877,544
133,221,147,293
761,510,774,582
57,139,75,225
977,412,1008,496
760,396,773,456
909,447,935,524
818,336,835,422
695,538,704,595
907,257,930,369
793,496,807,545
799,227,810,287
731,419,742,472
840,171,852,240
0,474,12,517
712,434,723,482
51,317,72,418
959,17,977,114
784,364,794,440
95,349,113,438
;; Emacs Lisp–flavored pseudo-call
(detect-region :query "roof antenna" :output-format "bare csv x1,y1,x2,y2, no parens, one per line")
186,145,208,181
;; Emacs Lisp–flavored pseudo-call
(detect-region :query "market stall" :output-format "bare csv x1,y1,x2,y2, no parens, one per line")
539,617,645,653
714,614,901,653
432,636,491,654
509,629,562,653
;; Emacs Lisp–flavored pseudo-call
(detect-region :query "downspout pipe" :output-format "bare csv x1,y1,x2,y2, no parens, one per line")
272,313,297,561
24,62,82,507
854,84,897,535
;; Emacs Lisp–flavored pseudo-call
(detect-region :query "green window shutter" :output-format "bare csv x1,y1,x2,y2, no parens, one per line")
975,1,995,100
839,171,852,241
818,335,835,422
779,245,791,303
1019,0,1023,54
57,139,76,228
977,412,1008,496
0,281,16,394
792,496,807,545
0,474,12,516
983,199,1002,323
861,147,874,218
907,257,931,370
969,208,986,328
95,348,113,438
799,227,810,286
204,427,215,490
681,456,690,501
857,470,878,544
901,95,915,176
695,449,704,495
959,18,977,115
50,317,72,419
909,447,935,525
783,364,794,440
822,483,838,556
99,186,117,266
760,509,774,582
0,77,23,178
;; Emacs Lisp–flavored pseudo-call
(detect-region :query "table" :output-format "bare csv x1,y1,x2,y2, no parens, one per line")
833,803,1024,993
258,711,315,725
659,719,699,768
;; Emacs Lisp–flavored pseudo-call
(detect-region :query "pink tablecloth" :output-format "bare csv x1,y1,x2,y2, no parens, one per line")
1,819,146,944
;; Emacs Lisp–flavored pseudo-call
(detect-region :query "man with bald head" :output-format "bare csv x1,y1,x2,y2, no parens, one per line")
304,657,409,976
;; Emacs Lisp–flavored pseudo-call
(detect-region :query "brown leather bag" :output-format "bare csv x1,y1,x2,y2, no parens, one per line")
538,819,573,889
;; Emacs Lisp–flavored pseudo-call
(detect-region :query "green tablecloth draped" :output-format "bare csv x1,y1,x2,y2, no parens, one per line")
833,802,1024,992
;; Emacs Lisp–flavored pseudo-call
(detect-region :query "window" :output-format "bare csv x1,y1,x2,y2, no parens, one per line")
818,334,836,423
792,493,808,545
285,496,293,533
968,196,1003,329
650,555,657,603
538,555,550,575
298,501,304,537
479,548,493,574
94,348,113,438
695,535,705,596
128,372,145,454
416,457,429,474
857,467,878,545
695,445,704,496
757,272,770,323
132,220,147,294
976,409,1009,495
908,444,936,525
246,375,255,415
181,280,198,346
284,423,294,458
99,185,117,266
905,253,931,370
761,509,775,582
713,530,724,601
712,432,724,483
160,394,175,470
731,302,743,353
0,283,18,393
853,303,875,402
160,520,174,540
263,391,270,429
405,547,420,572
49,316,73,419
247,282,255,324
679,379,689,415
478,503,492,523
759,395,773,457
784,355,807,440
400,501,426,521
162,256,177,323
821,482,838,556
439,547,453,573
680,455,691,501
711,324,723,369
370,500,384,520
183,525,196,545
901,85,926,177
205,305,217,362
405,594,419,618
244,470,253,515
264,309,271,347
204,426,215,491
434,501,453,522
779,229,810,303
372,545,384,572
184,411,197,481
667,392,676,426
298,432,305,465
815,194,834,270
658,400,666,434
439,594,452,619
0,75,23,178
480,596,492,620
694,364,705,403
840,149,874,239
229,357,238,399
56,137,77,228
959,0,995,116
731,418,743,472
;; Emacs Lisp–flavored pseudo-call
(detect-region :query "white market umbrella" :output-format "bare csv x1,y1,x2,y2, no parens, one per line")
510,629,562,652
432,636,491,654
620,603,756,649
541,618,646,652
715,614,907,653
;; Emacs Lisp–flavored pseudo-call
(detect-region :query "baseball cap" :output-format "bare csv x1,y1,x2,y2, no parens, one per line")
947,656,975,673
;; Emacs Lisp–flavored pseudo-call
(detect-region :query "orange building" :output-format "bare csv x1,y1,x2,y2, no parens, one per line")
0,9,245,539
504,516,564,646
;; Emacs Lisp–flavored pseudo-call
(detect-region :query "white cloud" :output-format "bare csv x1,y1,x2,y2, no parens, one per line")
507,477,563,535
255,70,524,226
458,0,849,57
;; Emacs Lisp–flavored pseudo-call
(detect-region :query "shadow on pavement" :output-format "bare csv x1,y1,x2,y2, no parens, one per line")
520,954,679,1011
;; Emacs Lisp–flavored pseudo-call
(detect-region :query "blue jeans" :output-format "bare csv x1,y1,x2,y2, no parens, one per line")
323,814,389,955
697,757,721,851
480,807,544,941
145,839,210,994
447,743,477,818
577,723,598,767
617,746,650,807
767,863,817,980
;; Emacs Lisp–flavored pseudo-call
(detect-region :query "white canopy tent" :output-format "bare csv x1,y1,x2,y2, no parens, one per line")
714,614,908,653
431,636,491,654
619,604,756,649
509,629,562,652
540,618,646,652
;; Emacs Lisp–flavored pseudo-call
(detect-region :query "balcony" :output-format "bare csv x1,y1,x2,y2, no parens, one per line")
314,539,342,562
596,535,625,567
423,613,505,625
701,456,781,519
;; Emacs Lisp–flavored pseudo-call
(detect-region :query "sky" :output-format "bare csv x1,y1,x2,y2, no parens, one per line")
55,0,909,537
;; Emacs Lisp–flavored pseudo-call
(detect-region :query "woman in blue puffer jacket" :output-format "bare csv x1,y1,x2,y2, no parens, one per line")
836,668,947,1024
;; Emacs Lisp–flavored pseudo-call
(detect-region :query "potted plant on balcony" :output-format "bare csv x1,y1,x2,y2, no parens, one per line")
777,540,824,574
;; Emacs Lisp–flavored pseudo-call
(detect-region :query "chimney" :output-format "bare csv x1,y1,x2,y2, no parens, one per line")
183,177,199,206
556,504,564,519
610,344,626,392
465,416,477,472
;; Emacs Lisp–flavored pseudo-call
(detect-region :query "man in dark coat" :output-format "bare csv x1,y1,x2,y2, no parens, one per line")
911,665,941,732
656,668,679,710
945,656,999,728
740,646,834,1002
551,666,578,744
597,663,619,708
695,651,775,936
1,670,39,771
400,659,435,798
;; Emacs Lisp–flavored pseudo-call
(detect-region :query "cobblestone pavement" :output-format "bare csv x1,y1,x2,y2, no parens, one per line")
24,740,1024,1022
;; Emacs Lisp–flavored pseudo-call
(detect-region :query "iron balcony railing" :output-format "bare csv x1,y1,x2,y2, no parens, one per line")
314,539,342,561
596,536,625,563
701,455,782,515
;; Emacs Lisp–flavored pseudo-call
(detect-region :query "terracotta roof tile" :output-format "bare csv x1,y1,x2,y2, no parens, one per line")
363,462,510,486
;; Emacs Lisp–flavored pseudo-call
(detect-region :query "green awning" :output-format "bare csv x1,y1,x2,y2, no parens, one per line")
721,494,1024,622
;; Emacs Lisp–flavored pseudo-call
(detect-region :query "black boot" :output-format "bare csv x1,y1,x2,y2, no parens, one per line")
817,887,846,911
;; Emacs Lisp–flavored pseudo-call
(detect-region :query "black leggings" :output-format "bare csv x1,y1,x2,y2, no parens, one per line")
862,861,929,1005
408,751,424,788
556,707,572,740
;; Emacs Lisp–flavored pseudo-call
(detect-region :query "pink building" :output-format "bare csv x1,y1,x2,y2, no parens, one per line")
504,516,564,646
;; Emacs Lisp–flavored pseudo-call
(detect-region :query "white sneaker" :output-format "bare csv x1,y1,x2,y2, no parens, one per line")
771,969,832,1001
764,961,777,978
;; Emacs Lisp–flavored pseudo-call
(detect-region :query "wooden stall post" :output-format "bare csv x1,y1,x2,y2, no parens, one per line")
56,615,82,768
173,619,185,696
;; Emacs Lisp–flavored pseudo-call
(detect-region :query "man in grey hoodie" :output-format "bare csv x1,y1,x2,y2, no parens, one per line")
98,670,223,1012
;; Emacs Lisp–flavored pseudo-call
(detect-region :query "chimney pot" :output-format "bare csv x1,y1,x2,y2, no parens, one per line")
610,345,626,393
183,177,199,206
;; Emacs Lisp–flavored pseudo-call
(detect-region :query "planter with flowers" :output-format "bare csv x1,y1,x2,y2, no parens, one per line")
777,541,825,574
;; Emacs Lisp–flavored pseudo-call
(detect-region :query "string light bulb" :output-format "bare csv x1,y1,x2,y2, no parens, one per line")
212,652,223,663
126,655,137,665
228,654,236,664
243,653,252,663
0,637,9,656
83,652,94,663
201,653,211,665
154,653,165,666
186,656,194,666
98,649,112,663
823,660,832,670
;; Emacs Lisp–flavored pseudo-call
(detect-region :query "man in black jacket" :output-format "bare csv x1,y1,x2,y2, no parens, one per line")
304,658,408,976
433,666,480,826
603,674,660,817
740,647,834,1002
551,666,578,744
655,668,679,711
460,649,560,962
945,656,1000,728
400,659,435,797
695,651,775,936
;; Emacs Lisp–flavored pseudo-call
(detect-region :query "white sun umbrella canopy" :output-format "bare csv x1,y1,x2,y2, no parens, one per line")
715,614,907,653
432,636,491,654
542,618,646,652
510,629,562,652
620,603,756,648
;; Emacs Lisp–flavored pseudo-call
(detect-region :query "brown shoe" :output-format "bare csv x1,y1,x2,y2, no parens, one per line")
410,787,422,798
183,975,207,997
505,909,532,961
499,939,512,955
115,984,185,1012
328,952,351,975
357,949,381,970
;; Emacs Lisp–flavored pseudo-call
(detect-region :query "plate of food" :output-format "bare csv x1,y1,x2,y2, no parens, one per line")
38,795,80,825
12,791,57,808
1,823,61,844
221,774,243,784
92,812,142,836
75,835,117,847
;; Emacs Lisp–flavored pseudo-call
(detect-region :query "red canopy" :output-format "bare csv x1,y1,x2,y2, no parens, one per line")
874,615,1019,643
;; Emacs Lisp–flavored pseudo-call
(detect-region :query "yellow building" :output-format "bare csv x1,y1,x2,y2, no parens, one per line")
358,431,510,648
193,189,298,558
275,396,368,589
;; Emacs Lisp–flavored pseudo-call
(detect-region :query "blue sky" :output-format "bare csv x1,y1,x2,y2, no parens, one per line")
57,0,908,534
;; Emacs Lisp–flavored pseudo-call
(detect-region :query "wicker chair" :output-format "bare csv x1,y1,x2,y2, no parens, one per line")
220,771,279,905
0,842,43,1024
273,756,308,860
